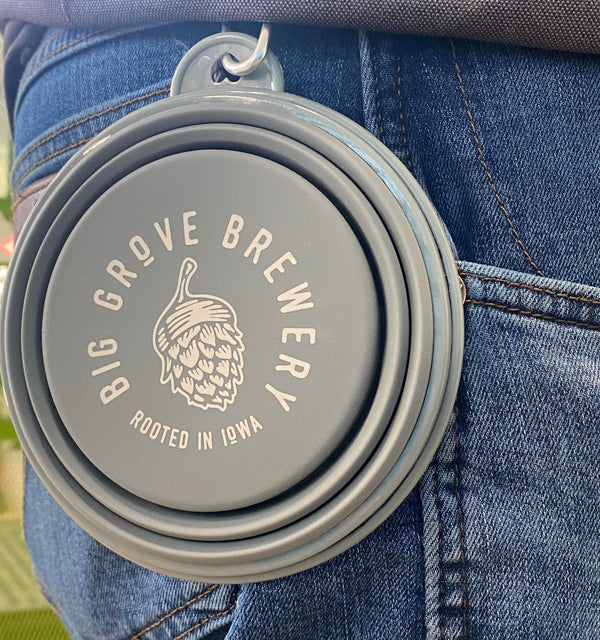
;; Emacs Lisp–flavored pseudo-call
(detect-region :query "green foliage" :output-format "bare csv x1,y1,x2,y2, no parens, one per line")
0,83,11,221
0,418,17,443
0,195,10,222
0,379,15,442
0,143,11,222
0,609,72,640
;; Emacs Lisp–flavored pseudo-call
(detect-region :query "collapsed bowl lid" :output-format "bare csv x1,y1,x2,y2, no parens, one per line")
1,87,463,582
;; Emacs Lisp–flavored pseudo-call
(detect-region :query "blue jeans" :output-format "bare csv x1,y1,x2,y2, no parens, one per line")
11,22,600,639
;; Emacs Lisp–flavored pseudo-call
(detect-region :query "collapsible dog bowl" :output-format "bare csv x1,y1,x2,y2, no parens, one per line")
1,33,463,582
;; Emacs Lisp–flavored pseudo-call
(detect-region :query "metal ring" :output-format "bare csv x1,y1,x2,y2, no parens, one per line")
222,24,271,77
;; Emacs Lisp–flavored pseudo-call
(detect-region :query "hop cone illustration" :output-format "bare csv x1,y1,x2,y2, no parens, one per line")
153,258,245,411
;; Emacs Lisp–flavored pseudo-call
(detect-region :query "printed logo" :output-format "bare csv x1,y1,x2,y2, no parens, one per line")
152,257,245,411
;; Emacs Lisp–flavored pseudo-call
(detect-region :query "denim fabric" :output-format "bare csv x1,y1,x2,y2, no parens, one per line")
423,262,600,638
10,21,600,640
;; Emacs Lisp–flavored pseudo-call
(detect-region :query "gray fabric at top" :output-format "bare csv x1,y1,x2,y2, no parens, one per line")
1,0,600,54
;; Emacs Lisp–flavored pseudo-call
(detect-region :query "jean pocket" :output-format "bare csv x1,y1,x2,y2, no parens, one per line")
420,259,600,639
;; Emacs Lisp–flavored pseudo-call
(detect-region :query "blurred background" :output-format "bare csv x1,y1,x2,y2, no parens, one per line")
0,36,71,640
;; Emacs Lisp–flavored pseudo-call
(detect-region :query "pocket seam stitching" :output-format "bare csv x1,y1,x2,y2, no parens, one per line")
396,55,413,170
466,298,600,330
12,85,170,185
169,602,237,640
29,32,98,77
450,38,545,278
453,408,469,638
13,136,94,195
371,52,387,146
461,271,600,306
12,179,52,212
21,30,66,82
431,454,446,639
127,584,219,640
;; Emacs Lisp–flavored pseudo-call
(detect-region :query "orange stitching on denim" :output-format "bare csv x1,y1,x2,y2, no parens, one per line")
29,31,107,76
40,29,65,51
396,57,412,170
465,299,600,331
23,30,66,80
453,409,469,637
372,57,387,146
12,86,170,179
170,602,237,640
127,585,219,640
460,270,600,306
449,39,545,278
432,454,446,640
12,178,53,212
13,137,94,195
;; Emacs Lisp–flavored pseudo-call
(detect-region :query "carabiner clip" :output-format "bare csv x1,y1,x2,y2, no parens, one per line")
221,23,271,77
